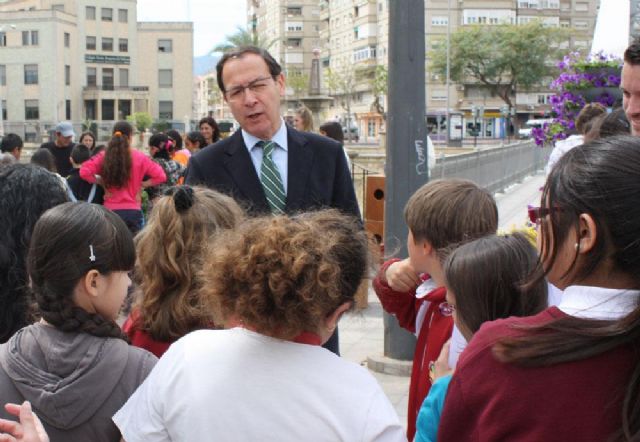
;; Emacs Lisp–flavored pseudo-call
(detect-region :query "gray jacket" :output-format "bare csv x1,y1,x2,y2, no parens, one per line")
0,322,157,442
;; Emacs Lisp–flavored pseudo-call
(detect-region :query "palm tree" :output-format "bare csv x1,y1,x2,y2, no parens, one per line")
210,26,277,54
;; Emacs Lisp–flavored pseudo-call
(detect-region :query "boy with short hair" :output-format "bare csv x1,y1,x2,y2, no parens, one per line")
67,144,104,204
0,133,24,161
373,178,498,440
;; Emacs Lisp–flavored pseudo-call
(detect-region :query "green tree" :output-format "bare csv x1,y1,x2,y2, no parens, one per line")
325,66,357,141
211,26,277,53
429,21,569,109
126,112,153,133
287,70,310,100
371,65,388,117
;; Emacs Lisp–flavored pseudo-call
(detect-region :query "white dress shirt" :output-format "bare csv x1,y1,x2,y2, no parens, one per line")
241,119,289,194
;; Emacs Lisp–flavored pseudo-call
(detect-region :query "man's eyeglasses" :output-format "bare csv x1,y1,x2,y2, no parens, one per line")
527,205,563,225
224,76,274,102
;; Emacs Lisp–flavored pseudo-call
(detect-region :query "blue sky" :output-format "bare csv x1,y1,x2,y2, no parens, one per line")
137,0,246,56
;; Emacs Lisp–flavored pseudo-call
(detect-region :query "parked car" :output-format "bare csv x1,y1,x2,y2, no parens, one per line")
518,118,553,139
342,126,359,142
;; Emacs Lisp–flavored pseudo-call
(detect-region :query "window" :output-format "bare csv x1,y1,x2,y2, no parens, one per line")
158,69,173,87
0,32,6,47
52,4,64,11
118,8,128,23
66,99,71,120
65,65,70,85
2,100,6,120
119,38,128,52
101,8,112,21
159,101,173,119
431,16,448,26
22,30,38,46
286,38,302,48
102,100,115,120
575,2,588,11
24,64,38,85
119,68,129,87
64,32,70,47
352,46,377,62
286,22,303,32
102,68,114,89
158,39,172,53
86,6,95,20
102,37,113,51
87,67,97,86
574,20,589,29
287,7,302,16
0,65,5,86
86,36,96,50
25,100,39,120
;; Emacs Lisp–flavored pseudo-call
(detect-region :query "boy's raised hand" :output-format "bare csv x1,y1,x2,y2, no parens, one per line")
385,258,421,292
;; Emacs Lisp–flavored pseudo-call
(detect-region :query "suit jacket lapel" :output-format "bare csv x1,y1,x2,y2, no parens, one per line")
286,126,314,212
223,131,268,210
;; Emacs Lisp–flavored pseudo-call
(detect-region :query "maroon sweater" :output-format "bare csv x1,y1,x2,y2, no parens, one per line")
373,259,453,441
438,307,635,442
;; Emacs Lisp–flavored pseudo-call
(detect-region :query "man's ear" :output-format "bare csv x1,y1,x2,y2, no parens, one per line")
276,72,286,97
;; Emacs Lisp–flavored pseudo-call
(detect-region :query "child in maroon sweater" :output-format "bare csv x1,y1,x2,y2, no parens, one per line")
439,136,640,440
373,179,497,440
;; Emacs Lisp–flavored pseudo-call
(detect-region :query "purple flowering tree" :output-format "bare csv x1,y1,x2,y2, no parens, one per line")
534,52,622,146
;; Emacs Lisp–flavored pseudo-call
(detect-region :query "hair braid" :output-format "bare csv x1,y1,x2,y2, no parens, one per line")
37,287,127,340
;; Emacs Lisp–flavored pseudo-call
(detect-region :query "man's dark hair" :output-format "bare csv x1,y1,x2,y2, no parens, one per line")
216,46,282,93
0,133,23,153
70,144,91,165
624,38,640,65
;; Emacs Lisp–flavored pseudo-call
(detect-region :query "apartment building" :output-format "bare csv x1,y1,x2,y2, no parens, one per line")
0,0,192,140
252,0,600,142
248,0,322,114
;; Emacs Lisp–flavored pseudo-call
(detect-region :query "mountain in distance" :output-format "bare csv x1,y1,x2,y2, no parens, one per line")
193,54,220,76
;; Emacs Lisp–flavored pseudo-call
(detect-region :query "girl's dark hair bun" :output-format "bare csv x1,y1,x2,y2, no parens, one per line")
173,186,195,213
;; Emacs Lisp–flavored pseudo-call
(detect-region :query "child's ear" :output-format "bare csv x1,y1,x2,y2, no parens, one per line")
83,269,101,298
421,240,434,257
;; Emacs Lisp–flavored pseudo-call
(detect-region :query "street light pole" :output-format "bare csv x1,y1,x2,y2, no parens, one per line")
385,0,427,360
445,0,451,146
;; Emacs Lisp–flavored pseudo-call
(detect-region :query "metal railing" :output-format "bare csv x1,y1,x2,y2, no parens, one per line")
351,140,552,216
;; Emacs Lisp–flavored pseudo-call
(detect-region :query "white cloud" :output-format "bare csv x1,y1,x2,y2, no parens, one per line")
137,0,246,56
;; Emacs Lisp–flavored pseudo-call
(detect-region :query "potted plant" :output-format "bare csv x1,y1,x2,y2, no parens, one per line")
534,52,622,147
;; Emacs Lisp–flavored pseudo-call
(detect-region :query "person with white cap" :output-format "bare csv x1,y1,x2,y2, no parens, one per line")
39,121,76,176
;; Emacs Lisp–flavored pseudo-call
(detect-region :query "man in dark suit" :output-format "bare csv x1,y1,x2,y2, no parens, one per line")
185,46,360,355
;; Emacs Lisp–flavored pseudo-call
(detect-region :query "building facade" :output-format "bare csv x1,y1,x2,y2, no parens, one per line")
250,0,599,143
0,0,192,140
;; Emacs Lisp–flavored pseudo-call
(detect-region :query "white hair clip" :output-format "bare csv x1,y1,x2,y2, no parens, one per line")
89,245,96,262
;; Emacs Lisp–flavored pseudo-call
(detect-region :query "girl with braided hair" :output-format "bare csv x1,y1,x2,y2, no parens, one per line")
0,202,157,442
80,121,166,234
123,186,244,357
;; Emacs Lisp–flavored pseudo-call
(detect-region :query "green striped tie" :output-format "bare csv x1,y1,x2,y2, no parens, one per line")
259,140,286,214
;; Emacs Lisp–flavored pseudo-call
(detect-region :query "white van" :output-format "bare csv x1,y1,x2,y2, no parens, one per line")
519,118,554,139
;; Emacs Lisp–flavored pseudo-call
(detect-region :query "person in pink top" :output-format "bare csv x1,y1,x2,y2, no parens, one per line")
81,121,166,234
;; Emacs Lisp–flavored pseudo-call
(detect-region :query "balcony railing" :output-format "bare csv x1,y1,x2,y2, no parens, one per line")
83,85,149,92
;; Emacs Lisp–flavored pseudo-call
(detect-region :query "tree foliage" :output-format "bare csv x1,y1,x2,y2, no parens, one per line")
287,70,310,99
211,26,277,54
371,65,388,116
429,21,569,107
126,112,153,133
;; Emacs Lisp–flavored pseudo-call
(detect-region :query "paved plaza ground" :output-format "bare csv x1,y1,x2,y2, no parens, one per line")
339,171,546,427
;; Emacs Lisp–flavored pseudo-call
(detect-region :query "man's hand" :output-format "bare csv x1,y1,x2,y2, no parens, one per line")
384,258,421,292
0,401,49,442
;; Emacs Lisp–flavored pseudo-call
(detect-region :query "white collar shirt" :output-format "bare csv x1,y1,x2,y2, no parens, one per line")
557,285,640,320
